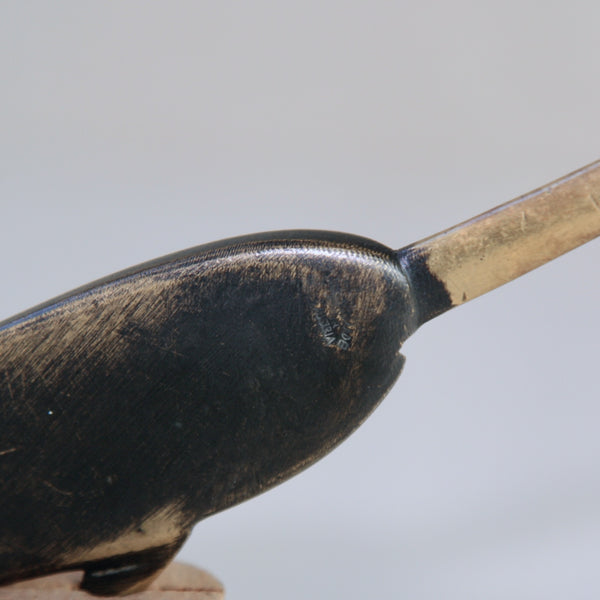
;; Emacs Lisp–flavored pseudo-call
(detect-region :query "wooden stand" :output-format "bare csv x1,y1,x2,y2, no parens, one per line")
0,563,224,599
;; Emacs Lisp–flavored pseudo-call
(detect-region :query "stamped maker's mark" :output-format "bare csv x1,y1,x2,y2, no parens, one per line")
314,310,353,351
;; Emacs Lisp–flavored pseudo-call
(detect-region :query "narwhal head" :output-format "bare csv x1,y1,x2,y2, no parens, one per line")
155,231,423,517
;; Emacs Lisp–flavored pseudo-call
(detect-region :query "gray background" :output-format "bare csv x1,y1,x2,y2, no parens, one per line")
2,2,600,599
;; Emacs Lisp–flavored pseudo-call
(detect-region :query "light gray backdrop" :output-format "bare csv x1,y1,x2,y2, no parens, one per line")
2,3,600,599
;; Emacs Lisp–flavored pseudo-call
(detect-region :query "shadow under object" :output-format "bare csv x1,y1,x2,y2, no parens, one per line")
1,161,599,595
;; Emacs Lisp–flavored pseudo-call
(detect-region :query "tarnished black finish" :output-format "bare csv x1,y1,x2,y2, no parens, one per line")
0,231,417,594
3,161,598,596
396,247,453,325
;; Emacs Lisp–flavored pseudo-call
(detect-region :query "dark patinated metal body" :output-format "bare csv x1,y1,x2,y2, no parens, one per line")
2,160,600,596
0,231,425,595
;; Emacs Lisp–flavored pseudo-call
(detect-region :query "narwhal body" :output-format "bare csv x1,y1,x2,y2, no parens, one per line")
0,231,433,595
1,161,599,595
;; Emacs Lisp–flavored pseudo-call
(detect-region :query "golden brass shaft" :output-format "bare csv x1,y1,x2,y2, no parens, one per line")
403,160,600,306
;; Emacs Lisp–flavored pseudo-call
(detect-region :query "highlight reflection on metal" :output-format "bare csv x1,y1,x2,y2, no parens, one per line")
0,161,599,596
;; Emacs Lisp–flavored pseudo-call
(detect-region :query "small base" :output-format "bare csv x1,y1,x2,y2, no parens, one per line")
0,563,224,599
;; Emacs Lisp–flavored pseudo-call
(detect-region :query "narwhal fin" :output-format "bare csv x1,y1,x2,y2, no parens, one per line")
80,537,187,596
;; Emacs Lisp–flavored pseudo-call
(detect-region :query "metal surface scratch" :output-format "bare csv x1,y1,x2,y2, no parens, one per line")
42,480,73,496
